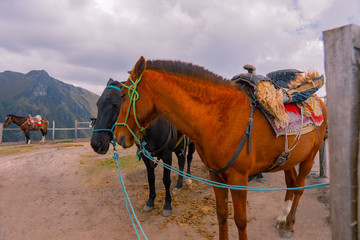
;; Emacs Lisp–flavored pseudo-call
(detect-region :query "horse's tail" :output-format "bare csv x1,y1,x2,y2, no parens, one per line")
42,119,49,135
317,97,328,143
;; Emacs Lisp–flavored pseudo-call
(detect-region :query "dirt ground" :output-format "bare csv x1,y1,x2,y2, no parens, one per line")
0,139,331,240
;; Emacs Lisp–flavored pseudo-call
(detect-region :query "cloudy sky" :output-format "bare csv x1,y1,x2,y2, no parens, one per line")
0,0,359,96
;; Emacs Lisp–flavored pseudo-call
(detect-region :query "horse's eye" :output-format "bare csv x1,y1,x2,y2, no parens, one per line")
120,93,126,99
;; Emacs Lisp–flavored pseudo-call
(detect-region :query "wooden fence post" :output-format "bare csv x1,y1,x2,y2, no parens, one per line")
0,123,3,144
323,24,360,240
75,120,78,139
52,120,55,140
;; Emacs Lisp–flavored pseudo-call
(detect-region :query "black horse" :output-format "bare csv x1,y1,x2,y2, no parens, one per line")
91,79,195,217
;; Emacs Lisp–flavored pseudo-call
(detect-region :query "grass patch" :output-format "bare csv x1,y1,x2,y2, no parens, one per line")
0,145,36,156
53,139,74,144
98,155,141,173
56,144,84,149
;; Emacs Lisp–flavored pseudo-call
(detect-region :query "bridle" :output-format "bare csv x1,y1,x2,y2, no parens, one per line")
92,76,147,145
4,116,11,127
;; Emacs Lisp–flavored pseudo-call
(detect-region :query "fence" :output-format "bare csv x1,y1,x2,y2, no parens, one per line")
324,24,360,239
0,120,92,143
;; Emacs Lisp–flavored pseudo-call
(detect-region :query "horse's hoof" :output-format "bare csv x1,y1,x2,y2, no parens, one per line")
275,221,285,229
256,177,265,183
279,229,294,238
143,204,154,212
172,188,180,195
185,178,192,185
163,209,172,217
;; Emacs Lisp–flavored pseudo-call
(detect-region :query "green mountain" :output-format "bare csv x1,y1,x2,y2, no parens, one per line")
0,70,99,142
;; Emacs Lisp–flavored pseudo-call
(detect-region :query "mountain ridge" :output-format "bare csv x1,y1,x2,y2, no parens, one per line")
0,70,99,142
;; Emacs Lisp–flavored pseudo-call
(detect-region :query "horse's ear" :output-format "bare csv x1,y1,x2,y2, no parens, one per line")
131,56,146,80
107,78,115,86
114,81,124,89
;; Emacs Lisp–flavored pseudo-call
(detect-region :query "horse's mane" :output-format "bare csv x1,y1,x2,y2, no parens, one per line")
8,114,25,118
146,60,232,87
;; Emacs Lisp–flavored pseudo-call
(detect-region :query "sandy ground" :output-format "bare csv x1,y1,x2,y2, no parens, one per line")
0,139,331,240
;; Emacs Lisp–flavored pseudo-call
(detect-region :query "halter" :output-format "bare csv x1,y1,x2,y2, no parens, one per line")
92,76,147,145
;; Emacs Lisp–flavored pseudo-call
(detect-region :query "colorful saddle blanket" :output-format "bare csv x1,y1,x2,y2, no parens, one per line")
27,115,43,127
261,96,324,137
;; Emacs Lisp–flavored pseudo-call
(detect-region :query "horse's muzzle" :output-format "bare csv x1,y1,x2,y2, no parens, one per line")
91,133,110,154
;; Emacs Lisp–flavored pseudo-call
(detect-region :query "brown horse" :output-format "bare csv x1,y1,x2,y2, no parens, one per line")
4,115,49,144
114,56,328,240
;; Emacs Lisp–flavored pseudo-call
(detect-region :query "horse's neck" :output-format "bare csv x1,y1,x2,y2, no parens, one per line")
147,73,248,143
13,117,26,126
143,119,172,150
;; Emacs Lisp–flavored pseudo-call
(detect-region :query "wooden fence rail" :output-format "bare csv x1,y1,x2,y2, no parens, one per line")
0,120,92,143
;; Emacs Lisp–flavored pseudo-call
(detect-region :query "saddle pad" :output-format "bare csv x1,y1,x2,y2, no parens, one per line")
263,96,324,137
27,116,43,127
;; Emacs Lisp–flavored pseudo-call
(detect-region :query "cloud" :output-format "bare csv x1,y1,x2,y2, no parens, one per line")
0,0,359,96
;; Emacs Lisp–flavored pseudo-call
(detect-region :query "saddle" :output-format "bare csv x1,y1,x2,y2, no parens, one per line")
27,115,43,127
231,64,324,131
209,65,325,179
231,65,325,174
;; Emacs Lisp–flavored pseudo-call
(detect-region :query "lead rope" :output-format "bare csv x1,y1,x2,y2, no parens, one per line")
137,142,329,191
112,142,148,240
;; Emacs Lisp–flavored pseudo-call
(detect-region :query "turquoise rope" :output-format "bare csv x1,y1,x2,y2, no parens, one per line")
113,148,148,240
92,85,147,240
137,142,329,191
106,85,123,93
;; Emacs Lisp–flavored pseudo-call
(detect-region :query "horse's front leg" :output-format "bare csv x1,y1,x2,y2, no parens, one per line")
229,176,249,240
24,130,31,144
162,152,172,217
210,174,230,240
142,156,156,213
276,168,297,231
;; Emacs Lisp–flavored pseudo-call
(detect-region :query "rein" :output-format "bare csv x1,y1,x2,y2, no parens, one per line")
209,93,256,179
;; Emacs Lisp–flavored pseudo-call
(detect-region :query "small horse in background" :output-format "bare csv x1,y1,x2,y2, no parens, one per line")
4,114,49,144
114,57,328,240
91,79,195,217
3,114,49,144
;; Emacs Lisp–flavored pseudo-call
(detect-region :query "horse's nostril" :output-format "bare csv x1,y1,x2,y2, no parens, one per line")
91,139,102,150
119,135,126,147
